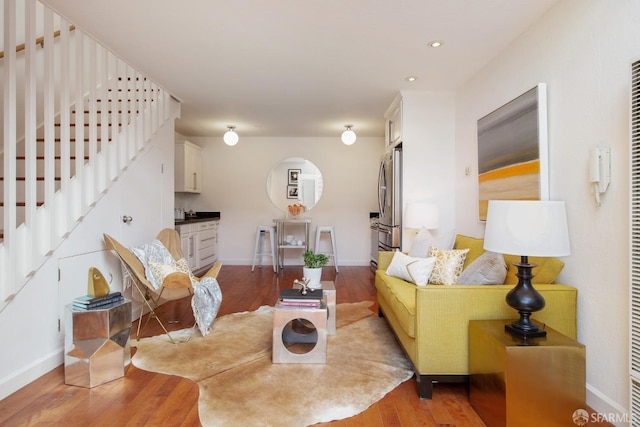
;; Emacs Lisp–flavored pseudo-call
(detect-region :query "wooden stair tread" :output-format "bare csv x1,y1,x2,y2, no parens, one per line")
35,138,112,142
15,156,89,160
0,177,61,181
0,202,45,207
54,123,119,127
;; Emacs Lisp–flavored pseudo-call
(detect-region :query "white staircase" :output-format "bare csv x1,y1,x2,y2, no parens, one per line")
0,0,174,310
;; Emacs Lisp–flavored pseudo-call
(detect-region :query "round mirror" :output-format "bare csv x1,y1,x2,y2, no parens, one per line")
266,157,323,214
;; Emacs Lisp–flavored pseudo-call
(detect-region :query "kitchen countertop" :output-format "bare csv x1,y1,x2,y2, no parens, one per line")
175,211,220,225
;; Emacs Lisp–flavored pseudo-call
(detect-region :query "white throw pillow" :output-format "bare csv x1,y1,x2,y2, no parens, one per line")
456,251,507,285
385,251,436,286
408,228,456,258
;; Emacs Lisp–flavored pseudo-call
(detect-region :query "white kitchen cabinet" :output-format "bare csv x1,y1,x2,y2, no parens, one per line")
175,140,202,193
386,97,402,147
196,221,218,271
176,220,219,275
177,223,198,271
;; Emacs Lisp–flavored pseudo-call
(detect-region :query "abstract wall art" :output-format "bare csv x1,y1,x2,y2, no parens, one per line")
477,83,549,221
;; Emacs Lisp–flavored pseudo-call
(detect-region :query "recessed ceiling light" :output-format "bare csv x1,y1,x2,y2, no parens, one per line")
405,76,417,82
428,40,443,48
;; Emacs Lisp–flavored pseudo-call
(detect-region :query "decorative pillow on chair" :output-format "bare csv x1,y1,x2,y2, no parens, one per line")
131,239,176,289
428,246,469,285
456,251,507,285
175,258,198,283
149,258,197,288
385,251,436,286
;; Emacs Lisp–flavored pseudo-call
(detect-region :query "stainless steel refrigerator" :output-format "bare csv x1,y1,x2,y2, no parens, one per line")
377,147,402,251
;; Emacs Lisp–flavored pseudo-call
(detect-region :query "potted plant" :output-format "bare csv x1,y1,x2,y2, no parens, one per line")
302,250,329,289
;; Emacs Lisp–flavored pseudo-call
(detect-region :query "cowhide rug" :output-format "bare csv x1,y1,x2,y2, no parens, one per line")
131,301,413,426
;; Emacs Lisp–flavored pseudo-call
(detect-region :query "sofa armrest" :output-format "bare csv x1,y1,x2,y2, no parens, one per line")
413,283,577,375
376,251,396,271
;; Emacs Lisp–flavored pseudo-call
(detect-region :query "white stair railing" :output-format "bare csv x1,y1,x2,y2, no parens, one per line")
0,0,173,308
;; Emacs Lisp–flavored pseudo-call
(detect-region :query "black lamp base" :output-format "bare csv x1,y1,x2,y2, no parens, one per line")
505,257,547,339
505,321,547,339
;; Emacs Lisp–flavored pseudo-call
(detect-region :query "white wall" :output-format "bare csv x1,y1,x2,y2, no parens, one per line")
400,91,456,250
0,102,179,400
175,136,384,266
455,0,639,419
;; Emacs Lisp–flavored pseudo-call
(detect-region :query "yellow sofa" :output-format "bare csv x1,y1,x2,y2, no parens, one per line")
375,239,577,399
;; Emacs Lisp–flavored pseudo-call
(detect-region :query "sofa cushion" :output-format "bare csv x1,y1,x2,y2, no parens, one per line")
454,234,565,284
408,228,456,257
456,251,507,285
385,251,436,286
454,234,486,270
503,254,565,284
428,247,469,285
376,273,417,338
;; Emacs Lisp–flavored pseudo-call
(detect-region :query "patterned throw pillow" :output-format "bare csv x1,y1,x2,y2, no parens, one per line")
428,246,469,285
149,258,198,286
385,251,437,286
175,258,198,284
149,261,179,285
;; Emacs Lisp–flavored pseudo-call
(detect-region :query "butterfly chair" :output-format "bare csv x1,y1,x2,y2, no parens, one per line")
104,229,222,344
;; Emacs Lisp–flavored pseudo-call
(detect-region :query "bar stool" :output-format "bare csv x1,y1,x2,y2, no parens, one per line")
314,226,338,273
252,225,277,273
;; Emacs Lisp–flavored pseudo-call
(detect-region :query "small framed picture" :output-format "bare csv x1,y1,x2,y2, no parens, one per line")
287,185,298,199
288,169,301,185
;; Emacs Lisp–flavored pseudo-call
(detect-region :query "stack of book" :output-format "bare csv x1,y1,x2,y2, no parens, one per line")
278,288,323,308
72,291,124,310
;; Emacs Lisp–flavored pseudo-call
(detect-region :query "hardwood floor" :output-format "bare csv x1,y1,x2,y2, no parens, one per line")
0,265,609,426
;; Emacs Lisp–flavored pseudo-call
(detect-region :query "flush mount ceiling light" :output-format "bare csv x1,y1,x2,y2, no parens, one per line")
341,125,356,145
428,40,443,48
405,76,418,82
223,125,239,146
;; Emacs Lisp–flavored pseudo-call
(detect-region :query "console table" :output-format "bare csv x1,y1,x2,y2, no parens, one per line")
469,319,586,427
273,218,311,272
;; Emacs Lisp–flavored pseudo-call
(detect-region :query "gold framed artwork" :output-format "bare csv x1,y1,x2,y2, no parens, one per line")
477,83,549,221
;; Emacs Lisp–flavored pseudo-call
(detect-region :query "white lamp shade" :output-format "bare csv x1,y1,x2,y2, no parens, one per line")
223,129,239,146
483,200,570,257
404,202,439,229
341,129,356,145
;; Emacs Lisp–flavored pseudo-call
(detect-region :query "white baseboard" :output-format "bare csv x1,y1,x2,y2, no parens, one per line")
0,348,63,401
587,383,630,426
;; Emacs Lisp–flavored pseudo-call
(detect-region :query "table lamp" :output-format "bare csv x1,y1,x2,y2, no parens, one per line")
483,200,570,338
404,202,439,231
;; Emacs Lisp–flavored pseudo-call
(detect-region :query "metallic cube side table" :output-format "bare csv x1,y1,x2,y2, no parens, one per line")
293,280,336,335
64,300,132,388
272,301,327,364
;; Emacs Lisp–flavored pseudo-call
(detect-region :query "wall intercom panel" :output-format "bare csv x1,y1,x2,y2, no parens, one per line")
589,146,611,206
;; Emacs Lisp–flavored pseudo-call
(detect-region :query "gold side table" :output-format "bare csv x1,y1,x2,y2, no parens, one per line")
469,319,586,427
64,300,132,388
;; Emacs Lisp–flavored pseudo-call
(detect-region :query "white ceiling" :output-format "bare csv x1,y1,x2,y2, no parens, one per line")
42,0,559,138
